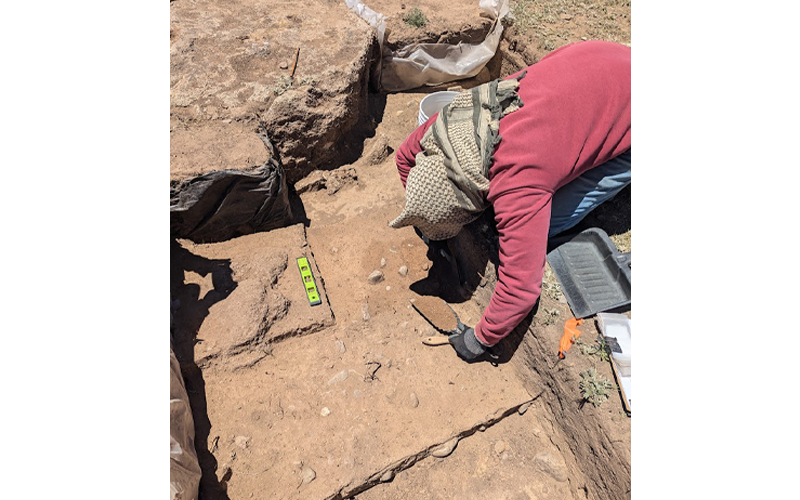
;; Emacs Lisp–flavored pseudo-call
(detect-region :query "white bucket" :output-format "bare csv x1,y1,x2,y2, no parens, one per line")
418,91,460,126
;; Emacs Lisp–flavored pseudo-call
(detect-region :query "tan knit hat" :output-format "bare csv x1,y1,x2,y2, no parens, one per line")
389,151,481,241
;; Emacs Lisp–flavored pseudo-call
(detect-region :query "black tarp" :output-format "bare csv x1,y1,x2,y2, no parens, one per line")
170,132,293,243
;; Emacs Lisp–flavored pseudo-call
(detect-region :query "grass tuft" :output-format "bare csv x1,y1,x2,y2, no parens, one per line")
403,7,428,28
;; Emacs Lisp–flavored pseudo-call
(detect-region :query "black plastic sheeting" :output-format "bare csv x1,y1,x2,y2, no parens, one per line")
546,228,631,319
170,133,293,243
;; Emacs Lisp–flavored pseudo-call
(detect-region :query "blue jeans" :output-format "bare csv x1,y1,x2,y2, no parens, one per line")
548,149,631,237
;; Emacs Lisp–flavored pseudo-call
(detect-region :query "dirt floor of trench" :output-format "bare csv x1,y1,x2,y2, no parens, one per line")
173,90,631,500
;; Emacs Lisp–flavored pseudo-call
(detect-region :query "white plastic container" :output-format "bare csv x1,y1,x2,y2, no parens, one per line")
418,91,460,126
598,313,631,377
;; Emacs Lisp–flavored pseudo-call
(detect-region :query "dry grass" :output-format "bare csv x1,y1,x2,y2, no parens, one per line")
509,0,631,52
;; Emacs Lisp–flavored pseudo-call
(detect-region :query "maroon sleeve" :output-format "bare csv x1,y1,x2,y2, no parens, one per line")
394,115,436,188
474,186,553,346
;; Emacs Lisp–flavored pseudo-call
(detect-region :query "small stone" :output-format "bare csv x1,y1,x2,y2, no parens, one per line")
386,286,391,291
362,303,371,322
494,441,506,455
380,257,387,267
421,262,430,271
401,3,406,9
534,452,569,482
518,402,531,415
234,435,250,449
479,425,486,432
280,62,289,69
368,270,384,284
331,247,339,253
431,437,459,458
380,470,395,482
327,370,349,386
320,407,331,417
367,134,391,165
398,265,408,276
409,392,419,408
335,339,346,353
300,466,316,485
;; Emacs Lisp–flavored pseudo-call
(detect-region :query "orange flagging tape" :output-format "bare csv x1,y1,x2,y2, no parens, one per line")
558,318,583,359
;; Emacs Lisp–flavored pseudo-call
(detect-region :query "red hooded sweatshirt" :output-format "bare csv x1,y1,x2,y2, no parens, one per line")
395,41,631,346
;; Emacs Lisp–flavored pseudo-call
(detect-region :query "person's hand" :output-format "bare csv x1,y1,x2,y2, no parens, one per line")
448,326,487,362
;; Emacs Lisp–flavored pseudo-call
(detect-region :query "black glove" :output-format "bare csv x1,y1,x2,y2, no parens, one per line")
449,326,488,362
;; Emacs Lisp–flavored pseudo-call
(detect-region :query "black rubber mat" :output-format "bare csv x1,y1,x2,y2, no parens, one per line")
546,228,631,318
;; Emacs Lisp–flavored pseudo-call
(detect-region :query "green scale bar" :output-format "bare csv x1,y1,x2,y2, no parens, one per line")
296,257,321,306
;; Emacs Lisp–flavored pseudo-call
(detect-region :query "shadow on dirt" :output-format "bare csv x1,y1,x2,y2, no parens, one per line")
408,211,529,364
170,239,238,500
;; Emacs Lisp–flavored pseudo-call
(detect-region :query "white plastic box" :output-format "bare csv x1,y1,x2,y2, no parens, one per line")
598,313,631,377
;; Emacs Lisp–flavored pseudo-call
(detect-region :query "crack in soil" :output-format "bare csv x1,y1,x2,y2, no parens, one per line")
326,393,543,500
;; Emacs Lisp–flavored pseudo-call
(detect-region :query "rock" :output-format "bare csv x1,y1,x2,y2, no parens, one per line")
422,262,430,271
398,265,408,276
320,407,331,417
431,437,459,458
294,170,327,194
327,370,349,385
234,435,251,449
280,62,289,69
335,339,346,353
362,303,371,322
368,270,384,284
300,465,316,485
367,134,392,165
534,452,569,482
518,402,531,415
331,247,339,253
386,286,391,291
380,257,387,267
380,470,395,482
493,441,506,455
409,392,419,408
479,425,486,432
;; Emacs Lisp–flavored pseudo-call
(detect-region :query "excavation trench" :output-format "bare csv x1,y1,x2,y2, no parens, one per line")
170,5,630,499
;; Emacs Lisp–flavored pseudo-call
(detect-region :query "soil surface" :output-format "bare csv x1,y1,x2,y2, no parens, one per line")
170,1,632,499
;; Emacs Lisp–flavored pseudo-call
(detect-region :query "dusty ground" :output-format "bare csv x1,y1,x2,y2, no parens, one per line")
171,1,632,499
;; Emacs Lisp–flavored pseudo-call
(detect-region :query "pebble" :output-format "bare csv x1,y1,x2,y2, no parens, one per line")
368,270,384,284
234,435,250,449
327,370,349,385
280,62,289,69
331,247,339,253
300,466,316,485
335,339,346,354
380,257,387,267
320,407,331,417
518,402,531,415
494,441,506,455
479,425,487,432
421,262,430,271
380,470,395,482
398,265,408,276
534,452,569,482
409,392,419,408
386,286,391,291
362,303,371,322
431,437,459,458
